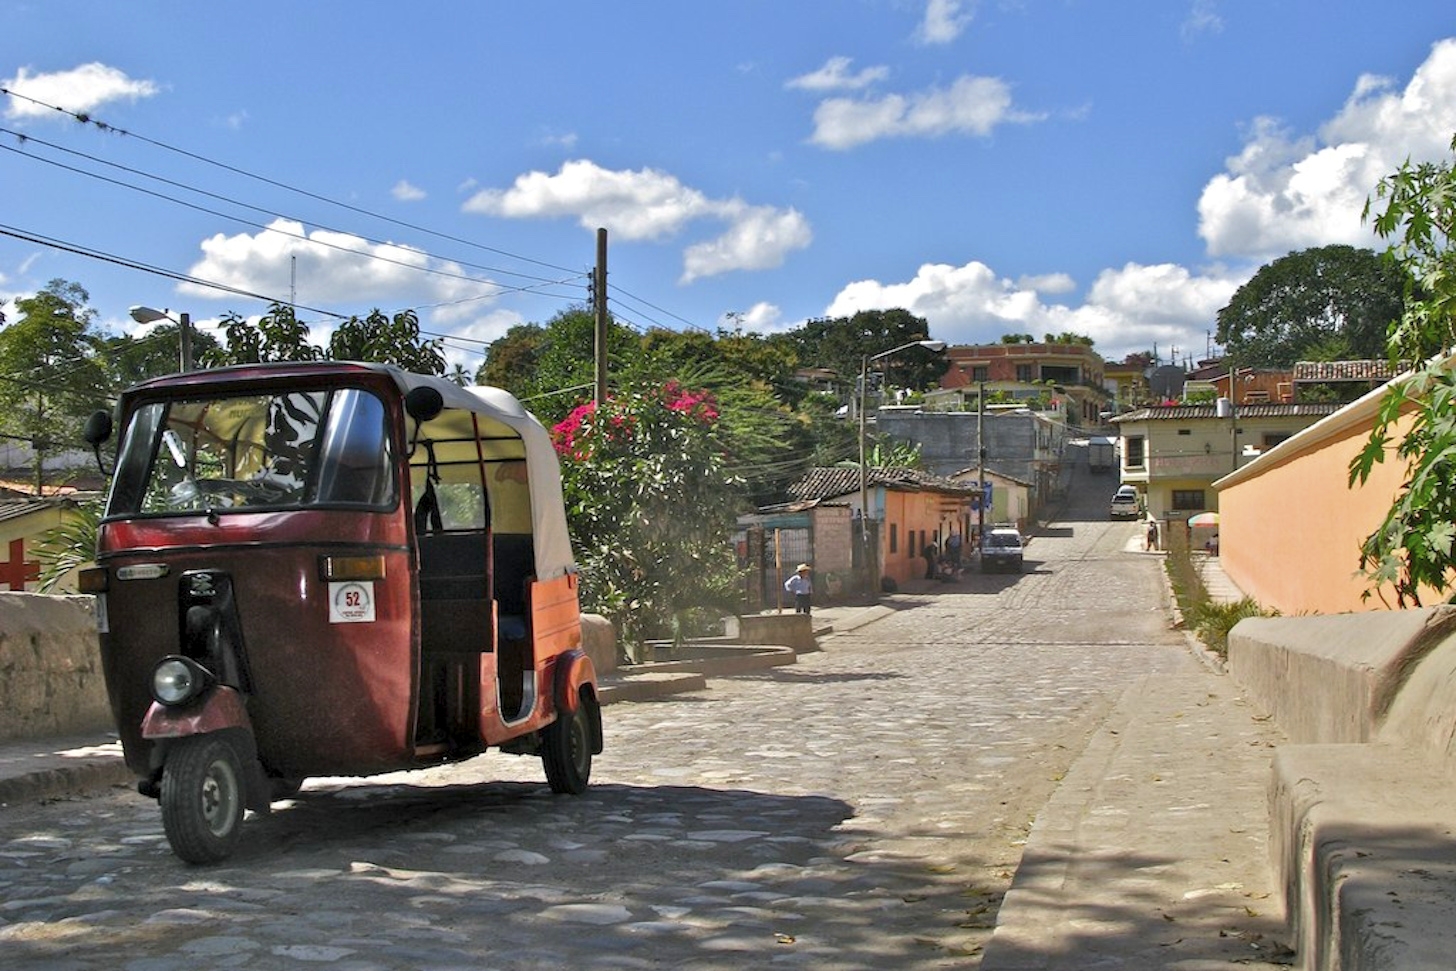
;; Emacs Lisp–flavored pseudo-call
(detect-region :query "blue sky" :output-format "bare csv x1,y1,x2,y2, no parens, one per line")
3,1,1455,376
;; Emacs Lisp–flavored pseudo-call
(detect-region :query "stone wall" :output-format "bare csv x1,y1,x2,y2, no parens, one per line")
0,593,112,741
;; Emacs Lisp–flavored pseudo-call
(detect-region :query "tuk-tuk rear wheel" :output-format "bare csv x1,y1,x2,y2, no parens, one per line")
160,735,246,864
542,694,594,795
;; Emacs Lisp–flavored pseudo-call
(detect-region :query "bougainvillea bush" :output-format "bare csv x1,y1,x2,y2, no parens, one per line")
553,381,744,647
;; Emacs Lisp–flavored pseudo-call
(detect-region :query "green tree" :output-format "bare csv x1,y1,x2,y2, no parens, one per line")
96,325,222,388
552,380,743,646
328,308,446,374
789,309,945,394
204,303,322,365
0,279,109,492
1216,245,1407,367
1043,332,1094,346
478,322,546,390
1349,135,1456,605
480,308,638,422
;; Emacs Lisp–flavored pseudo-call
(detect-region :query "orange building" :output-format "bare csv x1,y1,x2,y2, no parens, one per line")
1215,376,1432,614
786,467,975,590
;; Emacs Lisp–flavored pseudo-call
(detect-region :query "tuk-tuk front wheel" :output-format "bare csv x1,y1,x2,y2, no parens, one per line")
160,735,246,864
542,694,595,794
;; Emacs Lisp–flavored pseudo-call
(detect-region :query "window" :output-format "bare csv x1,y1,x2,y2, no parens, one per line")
1125,436,1145,468
1015,364,1034,382
1262,433,1290,450
971,366,989,382
116,388,395,516
1172,490,1206,511
889,523,898,554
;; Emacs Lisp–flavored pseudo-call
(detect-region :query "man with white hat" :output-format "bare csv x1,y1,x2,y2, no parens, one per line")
784,563,813,615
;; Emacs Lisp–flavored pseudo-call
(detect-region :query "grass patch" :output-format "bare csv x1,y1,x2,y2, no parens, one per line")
1163,531,1275,657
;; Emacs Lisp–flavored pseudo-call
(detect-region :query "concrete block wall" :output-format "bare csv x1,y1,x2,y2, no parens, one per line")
0,592,111,742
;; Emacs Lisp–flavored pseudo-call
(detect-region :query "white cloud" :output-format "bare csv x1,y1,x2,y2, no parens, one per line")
391,180,426,202
824,259,1245,363
430,306,525,374
463,159,811,280
1197,37,1456,260
808,74,1042,150
785,56,890,92
180,218,495,309
1181,0,1223,41
681,204,811,283
720,302,787,334
2,63,159,119
916,0,973,46
464,159,714,240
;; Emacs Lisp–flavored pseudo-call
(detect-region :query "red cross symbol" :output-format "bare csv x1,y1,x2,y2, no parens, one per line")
0,538,40,590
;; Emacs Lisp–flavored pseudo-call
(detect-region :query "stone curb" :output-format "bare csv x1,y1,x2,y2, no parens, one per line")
0,756,133,807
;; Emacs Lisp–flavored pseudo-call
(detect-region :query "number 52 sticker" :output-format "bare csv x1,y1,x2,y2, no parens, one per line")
328,581,376,623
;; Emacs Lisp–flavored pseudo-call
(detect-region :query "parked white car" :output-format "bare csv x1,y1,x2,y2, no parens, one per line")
1110,485,1140,520
981,527,1024,572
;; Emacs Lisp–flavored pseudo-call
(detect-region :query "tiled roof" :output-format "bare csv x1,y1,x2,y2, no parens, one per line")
1112,402,1344,422
1293,360,1394,382
788,466,975,502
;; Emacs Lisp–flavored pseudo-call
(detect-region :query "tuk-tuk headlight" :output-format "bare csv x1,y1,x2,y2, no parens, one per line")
151,656,214,707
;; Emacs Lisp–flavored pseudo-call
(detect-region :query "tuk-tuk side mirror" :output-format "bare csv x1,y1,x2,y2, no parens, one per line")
404,387,443,424
84,409,113,446
404,387,444,457
83,409,114,476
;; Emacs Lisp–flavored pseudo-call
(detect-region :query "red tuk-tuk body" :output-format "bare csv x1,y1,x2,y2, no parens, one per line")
83,362,601,863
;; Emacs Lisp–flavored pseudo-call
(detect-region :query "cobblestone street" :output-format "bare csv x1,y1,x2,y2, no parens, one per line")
2,504,1227,970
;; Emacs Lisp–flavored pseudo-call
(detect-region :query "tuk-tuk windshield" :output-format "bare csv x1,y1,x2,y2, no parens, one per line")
107,387,396,515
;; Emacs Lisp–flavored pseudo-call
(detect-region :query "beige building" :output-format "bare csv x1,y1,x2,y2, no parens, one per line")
1112,403,1342,522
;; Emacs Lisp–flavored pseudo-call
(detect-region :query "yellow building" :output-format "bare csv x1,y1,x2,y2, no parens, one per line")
0,496,88,592
1112,403,1341,522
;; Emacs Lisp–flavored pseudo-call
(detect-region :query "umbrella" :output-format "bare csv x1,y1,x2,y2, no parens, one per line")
1187,511,1219,528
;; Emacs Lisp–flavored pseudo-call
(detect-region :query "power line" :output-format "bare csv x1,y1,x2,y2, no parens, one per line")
0,222,344,317
0,86,580,278
0,88,736,374
0,139,578,298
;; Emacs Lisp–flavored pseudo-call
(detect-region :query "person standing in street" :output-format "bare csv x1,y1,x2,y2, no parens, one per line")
1146,518,1159,551
785,563,813,615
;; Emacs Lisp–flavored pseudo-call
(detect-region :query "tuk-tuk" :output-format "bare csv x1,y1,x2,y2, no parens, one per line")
80,361,602,864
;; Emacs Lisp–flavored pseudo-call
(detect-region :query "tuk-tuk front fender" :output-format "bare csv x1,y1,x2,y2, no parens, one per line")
141,687,273,813
142,685,253,740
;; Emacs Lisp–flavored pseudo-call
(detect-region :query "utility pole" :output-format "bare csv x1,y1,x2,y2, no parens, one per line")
179,312,194,372
594,228,608,410
977,382,987,550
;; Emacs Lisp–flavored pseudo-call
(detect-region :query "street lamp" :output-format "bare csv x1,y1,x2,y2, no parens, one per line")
129,305,194,372
857,339,947,585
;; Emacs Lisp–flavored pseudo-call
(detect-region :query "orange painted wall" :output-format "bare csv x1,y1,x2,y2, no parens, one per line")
1217,401,1422,614
880,490,967,587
